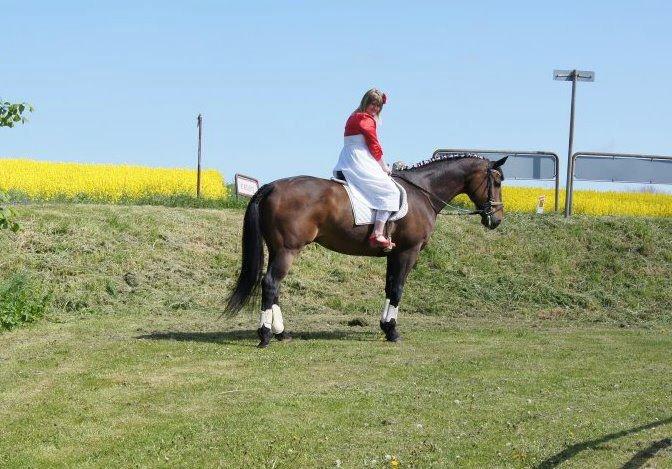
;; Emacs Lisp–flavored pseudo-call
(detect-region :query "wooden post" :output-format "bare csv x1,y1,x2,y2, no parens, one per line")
197,114,203,198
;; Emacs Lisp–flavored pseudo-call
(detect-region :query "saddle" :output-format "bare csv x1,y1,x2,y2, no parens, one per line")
332,171,409,226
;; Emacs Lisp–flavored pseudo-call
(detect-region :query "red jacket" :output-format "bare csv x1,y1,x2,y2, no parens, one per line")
344,112,383,160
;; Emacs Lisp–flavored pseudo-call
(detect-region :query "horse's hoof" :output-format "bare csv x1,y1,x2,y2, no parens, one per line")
274,331,292,342
257,326,272,348
380,320,401,342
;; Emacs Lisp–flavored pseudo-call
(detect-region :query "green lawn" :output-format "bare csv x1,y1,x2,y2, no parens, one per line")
1,313,670,467
1,204,671,467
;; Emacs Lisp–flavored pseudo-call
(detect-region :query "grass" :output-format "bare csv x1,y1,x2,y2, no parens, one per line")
1,313,670,467
0,204,671,467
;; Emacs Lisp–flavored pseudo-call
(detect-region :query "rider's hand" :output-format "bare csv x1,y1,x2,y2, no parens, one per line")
380,160,392,175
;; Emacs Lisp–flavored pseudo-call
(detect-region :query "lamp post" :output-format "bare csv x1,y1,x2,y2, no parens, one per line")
554,69,595,217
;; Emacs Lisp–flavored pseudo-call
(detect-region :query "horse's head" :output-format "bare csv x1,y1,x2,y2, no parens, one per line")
465,156,507,229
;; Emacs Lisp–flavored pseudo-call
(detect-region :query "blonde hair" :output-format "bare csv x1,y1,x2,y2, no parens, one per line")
356,88,386,116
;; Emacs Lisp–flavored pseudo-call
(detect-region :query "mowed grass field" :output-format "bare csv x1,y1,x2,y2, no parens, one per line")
1,204,671,467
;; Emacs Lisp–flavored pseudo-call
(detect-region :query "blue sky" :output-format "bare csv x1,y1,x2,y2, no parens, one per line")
3,1,671,190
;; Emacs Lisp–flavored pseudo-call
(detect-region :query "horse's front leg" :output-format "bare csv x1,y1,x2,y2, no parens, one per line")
381,246,421,342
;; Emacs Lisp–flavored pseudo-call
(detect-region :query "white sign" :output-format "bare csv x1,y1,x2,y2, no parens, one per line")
235,174,259,197
536,195,546,215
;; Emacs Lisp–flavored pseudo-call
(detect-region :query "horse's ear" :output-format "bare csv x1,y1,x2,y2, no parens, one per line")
492,156,508,168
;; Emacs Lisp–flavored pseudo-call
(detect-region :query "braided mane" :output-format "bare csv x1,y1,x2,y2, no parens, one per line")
395,152,488,171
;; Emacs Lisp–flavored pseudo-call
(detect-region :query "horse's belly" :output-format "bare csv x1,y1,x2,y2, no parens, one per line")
315,236,386,257
314,221,388,257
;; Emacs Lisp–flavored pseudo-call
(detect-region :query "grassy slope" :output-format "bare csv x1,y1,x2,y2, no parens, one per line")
1,204,671,467
1,204,670,325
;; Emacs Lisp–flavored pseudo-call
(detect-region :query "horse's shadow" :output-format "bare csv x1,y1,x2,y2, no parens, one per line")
536,416,672,468
136,329,374,346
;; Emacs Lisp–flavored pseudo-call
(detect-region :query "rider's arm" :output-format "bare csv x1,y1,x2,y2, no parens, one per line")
358,114,383,161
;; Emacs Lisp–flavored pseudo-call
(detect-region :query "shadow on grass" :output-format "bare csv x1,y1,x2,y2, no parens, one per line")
537,417,672,468
136,329,375,346
621,438,671,469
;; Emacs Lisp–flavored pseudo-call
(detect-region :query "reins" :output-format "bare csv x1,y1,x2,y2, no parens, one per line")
392,173,476,215
392,165,504,220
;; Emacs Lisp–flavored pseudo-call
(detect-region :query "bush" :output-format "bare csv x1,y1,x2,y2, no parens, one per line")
0,192,20,232
0,274,50,331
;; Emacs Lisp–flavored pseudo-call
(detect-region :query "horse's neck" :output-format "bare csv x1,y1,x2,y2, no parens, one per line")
413,159,478,204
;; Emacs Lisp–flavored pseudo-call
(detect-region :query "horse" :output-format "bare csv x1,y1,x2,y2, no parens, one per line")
225,153,508,347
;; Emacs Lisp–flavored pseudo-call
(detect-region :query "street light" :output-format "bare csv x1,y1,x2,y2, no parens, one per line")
554,69,595,217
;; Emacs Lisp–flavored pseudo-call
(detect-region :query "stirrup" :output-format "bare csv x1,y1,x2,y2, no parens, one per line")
368,235,395,251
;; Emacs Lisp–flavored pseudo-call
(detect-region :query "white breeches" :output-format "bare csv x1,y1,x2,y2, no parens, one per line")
259,304,285,333
375,210,391,223
333,135,401,211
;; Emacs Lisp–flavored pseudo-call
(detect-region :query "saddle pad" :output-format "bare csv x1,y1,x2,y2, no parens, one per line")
331,177,409,226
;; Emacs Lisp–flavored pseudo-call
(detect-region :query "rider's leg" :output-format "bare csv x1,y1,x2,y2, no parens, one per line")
373,210,391,240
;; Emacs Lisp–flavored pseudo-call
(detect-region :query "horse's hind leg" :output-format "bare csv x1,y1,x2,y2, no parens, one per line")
258,248,297,348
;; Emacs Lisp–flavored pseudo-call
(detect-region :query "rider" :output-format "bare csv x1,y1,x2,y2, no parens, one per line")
334,88,400,249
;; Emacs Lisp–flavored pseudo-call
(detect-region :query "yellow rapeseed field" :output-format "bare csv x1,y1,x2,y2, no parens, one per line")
452,186,672,217
0,158,227,200
1,158,671,216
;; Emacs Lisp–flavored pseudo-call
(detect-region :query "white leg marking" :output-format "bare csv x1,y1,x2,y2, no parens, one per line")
385,304,399,322
259,308,273,329
271,304,284,334
380,298,391,322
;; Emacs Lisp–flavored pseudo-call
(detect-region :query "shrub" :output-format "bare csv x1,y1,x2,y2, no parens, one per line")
0,192,19,232
0,274,50,331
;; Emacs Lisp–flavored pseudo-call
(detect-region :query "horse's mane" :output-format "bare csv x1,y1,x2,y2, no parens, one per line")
395,152,488,172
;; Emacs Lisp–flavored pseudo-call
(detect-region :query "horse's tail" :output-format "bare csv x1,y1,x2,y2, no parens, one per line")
224,183,274,316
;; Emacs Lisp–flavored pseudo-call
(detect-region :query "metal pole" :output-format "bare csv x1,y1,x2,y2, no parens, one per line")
554,166,560,212
197,114,202,198
564,71,577,217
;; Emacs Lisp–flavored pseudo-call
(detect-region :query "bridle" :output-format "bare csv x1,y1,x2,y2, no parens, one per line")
392,164,504,225
476,165,505,226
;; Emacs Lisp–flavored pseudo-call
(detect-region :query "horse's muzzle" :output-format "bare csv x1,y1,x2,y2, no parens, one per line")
481,213,502,230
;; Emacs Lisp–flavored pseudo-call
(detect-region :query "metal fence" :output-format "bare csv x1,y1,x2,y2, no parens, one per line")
432,148,560,211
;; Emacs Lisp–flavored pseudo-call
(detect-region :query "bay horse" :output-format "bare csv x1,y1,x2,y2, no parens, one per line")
225,153,507,347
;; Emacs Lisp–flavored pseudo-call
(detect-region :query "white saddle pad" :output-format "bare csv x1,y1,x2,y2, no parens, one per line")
331,177,409,226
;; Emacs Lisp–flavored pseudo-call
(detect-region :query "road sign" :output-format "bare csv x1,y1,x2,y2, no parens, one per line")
553,70,595,82
573,152,672,185
554,68,596,217
235,174,259,198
